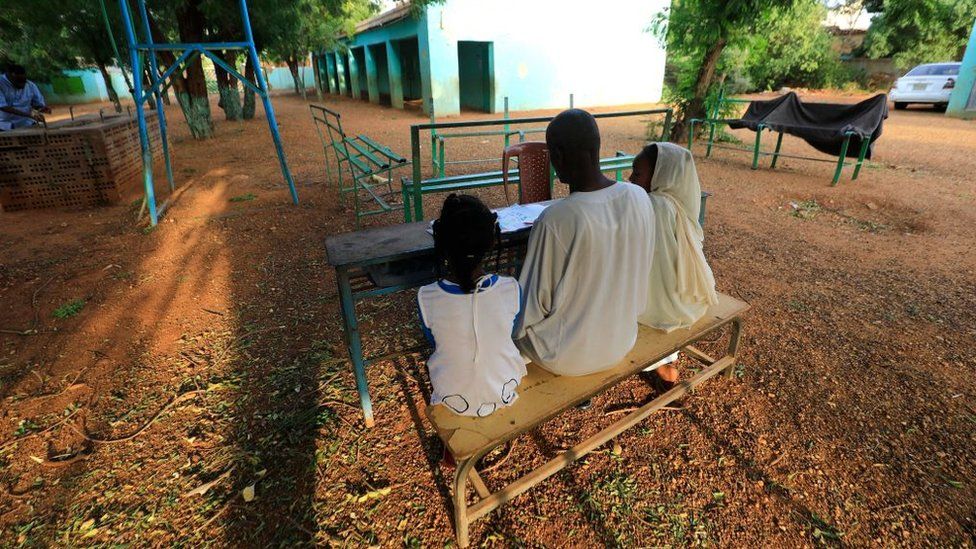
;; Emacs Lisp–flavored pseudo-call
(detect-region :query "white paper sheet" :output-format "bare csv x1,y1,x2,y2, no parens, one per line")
425,200,557,235
494,201,554,233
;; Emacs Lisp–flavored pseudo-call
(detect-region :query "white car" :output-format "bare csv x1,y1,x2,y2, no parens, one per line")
889,62,961,111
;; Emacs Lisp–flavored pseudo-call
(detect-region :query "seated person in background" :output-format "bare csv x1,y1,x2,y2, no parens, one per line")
418,194,526,417
0,64,51,131
629,142,718,387
516,109,654,376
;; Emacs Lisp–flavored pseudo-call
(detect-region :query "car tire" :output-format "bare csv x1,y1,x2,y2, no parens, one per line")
894,102,908,110
934,103,948,112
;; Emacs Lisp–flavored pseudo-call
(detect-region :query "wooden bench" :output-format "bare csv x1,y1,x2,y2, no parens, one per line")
400,153,636,222
426,293,749,547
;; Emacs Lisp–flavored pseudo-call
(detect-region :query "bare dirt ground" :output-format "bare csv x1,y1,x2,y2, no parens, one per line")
1,90,974,547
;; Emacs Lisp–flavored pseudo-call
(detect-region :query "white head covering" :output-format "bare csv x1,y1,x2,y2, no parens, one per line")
639,142,719,332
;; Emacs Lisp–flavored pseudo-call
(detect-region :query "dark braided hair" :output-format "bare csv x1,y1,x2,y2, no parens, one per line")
432,194,500,293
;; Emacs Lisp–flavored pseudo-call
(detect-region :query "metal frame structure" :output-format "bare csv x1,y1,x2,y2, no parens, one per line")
309,104,408,227
116,0,299,226
428,95,571,178
406,107,674,221
688,88,871,185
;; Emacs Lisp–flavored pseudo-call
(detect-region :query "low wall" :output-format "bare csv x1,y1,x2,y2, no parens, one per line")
843,57,899,88
0,111,161,211
37,68,133,104
38,64,315,106
264,66,316,91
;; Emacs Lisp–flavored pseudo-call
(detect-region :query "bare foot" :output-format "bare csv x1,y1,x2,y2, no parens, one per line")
656,364,680,383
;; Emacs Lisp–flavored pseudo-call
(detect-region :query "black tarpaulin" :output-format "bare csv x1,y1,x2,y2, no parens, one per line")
728,92,888,159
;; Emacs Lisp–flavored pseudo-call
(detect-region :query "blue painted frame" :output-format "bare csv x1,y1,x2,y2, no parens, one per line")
116,0,299,226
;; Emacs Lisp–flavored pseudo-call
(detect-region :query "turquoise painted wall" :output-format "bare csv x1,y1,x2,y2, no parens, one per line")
422,0,669,116
947,19,976,119
36,65,313,105
36,68,133,104
265,66,315,91
328,0,669,116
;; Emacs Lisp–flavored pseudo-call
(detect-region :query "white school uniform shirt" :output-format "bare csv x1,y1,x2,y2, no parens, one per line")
418,274,526,417
516,181,655,376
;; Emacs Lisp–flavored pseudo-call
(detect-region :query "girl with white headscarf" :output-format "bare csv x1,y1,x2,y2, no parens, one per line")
629,142,718,385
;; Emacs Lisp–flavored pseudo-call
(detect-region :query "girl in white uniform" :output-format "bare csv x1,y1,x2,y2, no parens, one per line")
418,194,526,417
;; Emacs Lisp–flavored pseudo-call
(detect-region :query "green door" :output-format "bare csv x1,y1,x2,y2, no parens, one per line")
457,41,493,112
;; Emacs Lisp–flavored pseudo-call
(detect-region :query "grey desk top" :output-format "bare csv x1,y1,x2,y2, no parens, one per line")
325,221,433,268
325,221,533,269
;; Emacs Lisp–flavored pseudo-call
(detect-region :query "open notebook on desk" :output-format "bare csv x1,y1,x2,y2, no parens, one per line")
427,200,558,235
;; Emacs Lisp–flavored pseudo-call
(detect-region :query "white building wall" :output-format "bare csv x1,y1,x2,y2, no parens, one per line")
424,0,670,114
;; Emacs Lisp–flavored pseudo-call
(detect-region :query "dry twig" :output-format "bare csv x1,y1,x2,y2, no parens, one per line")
70,390,205,444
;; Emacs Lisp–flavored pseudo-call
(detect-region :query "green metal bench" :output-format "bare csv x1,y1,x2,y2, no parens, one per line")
310,104,409,227
404,108,674,222
429,96,551,178
687,88,872,186
401,153,637,221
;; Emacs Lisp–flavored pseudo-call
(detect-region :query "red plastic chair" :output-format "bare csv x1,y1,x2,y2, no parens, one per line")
502,142,551,205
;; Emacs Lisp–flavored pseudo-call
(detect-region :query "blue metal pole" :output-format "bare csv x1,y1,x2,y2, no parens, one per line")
119,0,158,225
135,0,175,192
239,0,300,205
337,268,374,427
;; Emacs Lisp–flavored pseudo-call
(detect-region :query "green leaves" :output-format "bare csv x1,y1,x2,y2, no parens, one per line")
864,0,976,70
53,299,86,319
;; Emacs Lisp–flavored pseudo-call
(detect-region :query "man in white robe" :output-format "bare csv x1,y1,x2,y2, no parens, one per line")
515,110,654,376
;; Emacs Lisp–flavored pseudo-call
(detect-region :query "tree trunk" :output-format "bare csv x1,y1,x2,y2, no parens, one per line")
673,37,728,143
242,54,256,120
214,50,242,121
311,53,323,101
285,56,302,96
175,0,213,139
296,58,308,101
145,4,205,134
97,61,122,113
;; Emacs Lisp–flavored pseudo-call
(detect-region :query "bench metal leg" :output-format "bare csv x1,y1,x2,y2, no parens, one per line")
438,139,446,178
751,125,764,170
336,268,374,427
706,121,717,158
353,174,363,228
431,134,439,178
725,316,744,378
770,131,784,169
453,456,481,548
852,137,871,181
687,120,697,151
832,134,852,186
